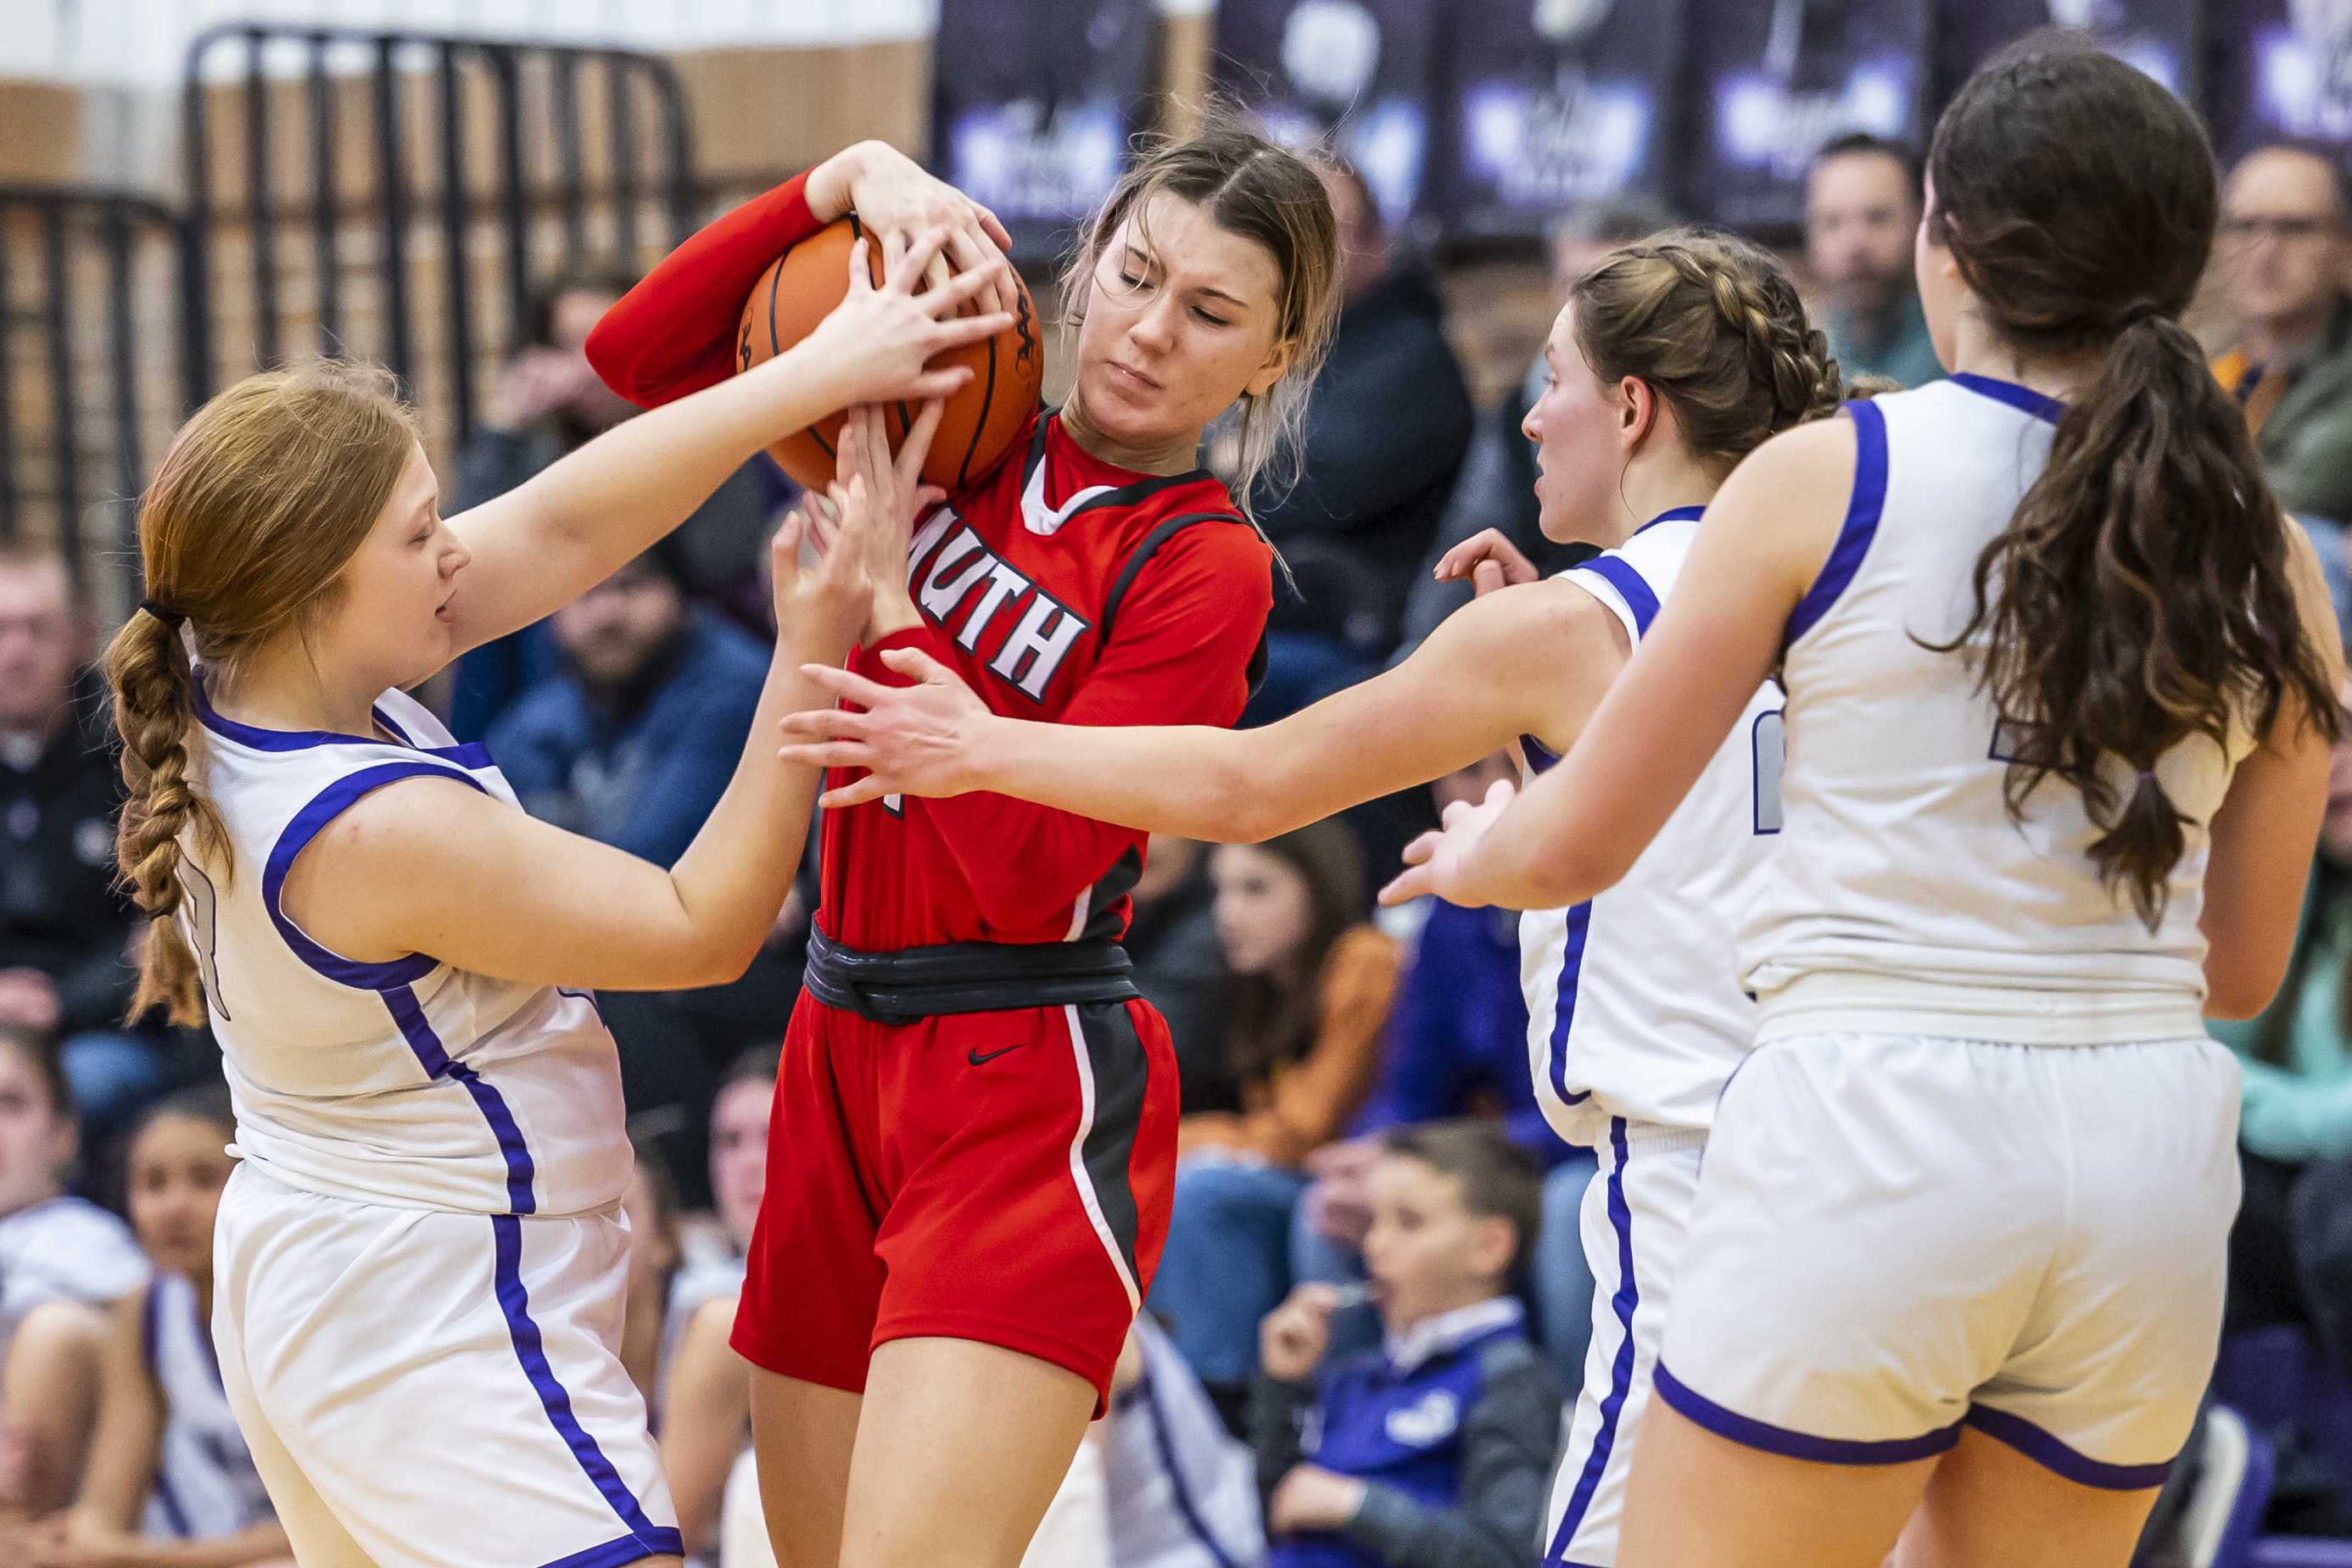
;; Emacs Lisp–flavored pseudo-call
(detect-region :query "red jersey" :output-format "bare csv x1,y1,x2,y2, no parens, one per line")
587,174,1275,953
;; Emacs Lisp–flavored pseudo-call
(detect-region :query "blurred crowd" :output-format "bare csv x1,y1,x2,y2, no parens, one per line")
8,131,2352,1567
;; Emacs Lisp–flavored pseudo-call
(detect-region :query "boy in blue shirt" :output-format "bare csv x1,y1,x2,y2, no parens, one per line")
1251,1122,1561,1568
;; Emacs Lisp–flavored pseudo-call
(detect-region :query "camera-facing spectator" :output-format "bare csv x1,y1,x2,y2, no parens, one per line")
0,551,152,1145
1806,132,1943,390
0,1027,144,1358
447,260,781,740
2212,145,2352,525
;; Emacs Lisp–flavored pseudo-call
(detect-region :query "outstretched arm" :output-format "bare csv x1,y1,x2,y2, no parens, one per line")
777,575,1631,842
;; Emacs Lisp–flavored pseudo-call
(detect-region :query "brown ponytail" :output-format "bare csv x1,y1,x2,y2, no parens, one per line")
1569,229,1846,470
1925,38,2339,929
105,360,421,1025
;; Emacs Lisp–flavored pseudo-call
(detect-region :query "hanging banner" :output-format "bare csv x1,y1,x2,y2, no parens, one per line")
1681,0,1932,232
932,0,1158,260
1934,0,2202,106
1427,0,1684,237
1213,0,1443,230
2210,0,2352,162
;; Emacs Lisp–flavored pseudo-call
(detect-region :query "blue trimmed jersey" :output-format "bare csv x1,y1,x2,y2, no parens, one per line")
1521,509,1784,1145
1740,377,2242,1046
140,1270,273,1540
183,677,629,1217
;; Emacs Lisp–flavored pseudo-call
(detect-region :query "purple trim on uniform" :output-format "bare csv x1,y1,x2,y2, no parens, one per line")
1545,901,1594,1108
493,1215,678,1555
1651,1362,1964,1465
140,1276,163,1377
1631,504,1707,537
1137,1370,1244,1568
1950,372,2065,427
1522,734,1561,773
262,762,486,989
191,668,382,751
386,985,538,1214
1545,1118,1639,1565
533,1530,688,1568
369,702,495,767
1782,399,1888,649
1576,555,1662,637
150,1469,194,1537
1964,1405,2173,1491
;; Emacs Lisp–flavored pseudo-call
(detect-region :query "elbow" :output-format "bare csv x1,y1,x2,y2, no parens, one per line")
2204,954,2287,1023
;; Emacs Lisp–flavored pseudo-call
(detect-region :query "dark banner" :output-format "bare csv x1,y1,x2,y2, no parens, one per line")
1934,0,2202,107
1213,0,1443,230
2210,0,2352,162
1681,0,1931,232
1427,0,1685,237
932,0,1158,260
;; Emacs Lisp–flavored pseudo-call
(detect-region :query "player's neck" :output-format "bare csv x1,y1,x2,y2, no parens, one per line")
209,636,388,742
1605,453,1720,549
1947,307,2101,405
1056,394,1201,477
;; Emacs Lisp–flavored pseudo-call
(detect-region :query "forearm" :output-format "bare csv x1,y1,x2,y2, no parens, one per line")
1344,1484,1533,1568
66,1516,291,1568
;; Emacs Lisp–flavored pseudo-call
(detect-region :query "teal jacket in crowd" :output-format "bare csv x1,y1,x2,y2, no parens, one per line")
2211,868,2352,1163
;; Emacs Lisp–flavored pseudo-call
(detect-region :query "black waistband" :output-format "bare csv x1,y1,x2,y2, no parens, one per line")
802,927,1141,1024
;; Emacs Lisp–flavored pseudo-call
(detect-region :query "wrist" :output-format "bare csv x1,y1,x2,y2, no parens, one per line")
867,590,922,642
805,142,870,223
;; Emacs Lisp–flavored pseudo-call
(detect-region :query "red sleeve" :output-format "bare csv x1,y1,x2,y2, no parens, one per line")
584,172,824,409
858,523,1274,934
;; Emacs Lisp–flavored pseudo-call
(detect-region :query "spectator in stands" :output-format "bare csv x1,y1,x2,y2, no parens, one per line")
1151,819,1399,1414
448,259,780,739
618,1141,683,1417
0,1025,143,1361
2212,145,2352,527
1099,1317,1267,1568
53,1085,288,1566
0,550,153,1146
1126,836,1229,1113
1392,197,1669,662
1250,1123,1559,1568
1253,161,1473,670
1805,132,1944,390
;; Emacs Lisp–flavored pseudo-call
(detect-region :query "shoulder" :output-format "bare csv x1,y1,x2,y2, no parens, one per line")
1469,1334,1561,1416
300,766,504,869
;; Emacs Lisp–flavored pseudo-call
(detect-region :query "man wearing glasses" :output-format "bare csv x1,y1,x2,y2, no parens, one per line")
2214,144,2352,527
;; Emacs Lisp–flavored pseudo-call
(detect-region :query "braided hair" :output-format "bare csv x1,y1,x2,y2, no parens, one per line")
104,361,420,1026
1568,228,1846,469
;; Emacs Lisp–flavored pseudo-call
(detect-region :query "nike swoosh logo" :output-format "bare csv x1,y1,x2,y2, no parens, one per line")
968,1042,1028,1066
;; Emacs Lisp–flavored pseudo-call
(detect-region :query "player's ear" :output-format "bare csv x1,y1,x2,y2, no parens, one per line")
1245,336,1293,399
1617,376,1658,451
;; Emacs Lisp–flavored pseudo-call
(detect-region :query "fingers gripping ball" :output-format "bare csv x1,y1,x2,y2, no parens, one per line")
736,216,1042,493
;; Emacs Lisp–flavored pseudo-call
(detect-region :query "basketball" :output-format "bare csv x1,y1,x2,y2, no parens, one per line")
735,215,1042,494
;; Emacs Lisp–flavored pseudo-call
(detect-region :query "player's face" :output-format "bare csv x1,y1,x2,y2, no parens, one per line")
1072,196,1293,451
314,444,472,697
1360,1154,1510,1333
1210,843,1314,978
709,1075,773,1253
1522,308,1634,545
126,1113,234,1281
0,1042,70,1219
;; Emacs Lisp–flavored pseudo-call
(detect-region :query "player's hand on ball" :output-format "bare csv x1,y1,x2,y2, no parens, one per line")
1380,778,1517,909
1260,1283,1343,1381
1268,1465,1370,1535
792,226,1012,413
779,648,995,806
806,140,1018,317
1433,527,1540,597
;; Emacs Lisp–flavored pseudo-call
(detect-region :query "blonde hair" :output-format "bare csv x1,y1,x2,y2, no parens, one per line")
105,360,420,1025
1059,109,1340,516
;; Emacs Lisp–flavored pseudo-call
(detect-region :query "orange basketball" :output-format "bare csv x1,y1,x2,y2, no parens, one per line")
735,215,1042,494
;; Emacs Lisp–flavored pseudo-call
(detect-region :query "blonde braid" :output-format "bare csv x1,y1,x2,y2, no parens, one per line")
103,609,223,1027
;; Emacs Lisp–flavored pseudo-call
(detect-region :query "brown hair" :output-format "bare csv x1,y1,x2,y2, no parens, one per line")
132,1080,237,1145
1217,817,1365,1089
105,360,422,1026
1383,1119,1545,1281
0,1023,72,1121
1925,39,2338,928
1568,229,1845,471
1060,106,1340,515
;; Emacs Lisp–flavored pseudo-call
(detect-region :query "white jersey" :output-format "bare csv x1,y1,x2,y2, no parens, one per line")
139,1270,274,1539
184,676,631,1216
1521,509,1784,1143
0,1195,148,1345
1740,376,2241,1045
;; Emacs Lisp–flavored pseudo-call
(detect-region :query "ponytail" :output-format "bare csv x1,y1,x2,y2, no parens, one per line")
104,607,222,1027
1927,39,2341,929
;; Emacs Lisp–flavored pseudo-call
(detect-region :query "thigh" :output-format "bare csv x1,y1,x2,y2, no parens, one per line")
749,1368,862,1568
841,1336,1097,1568
1617,1401,1930,1568
1893,1426,2159,1568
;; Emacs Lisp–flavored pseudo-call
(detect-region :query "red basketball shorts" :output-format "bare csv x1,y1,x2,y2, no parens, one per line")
732,994,1179,1412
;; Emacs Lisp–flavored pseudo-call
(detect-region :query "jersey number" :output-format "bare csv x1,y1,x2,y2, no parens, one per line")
179,859,229,1020
1751,710,1786,835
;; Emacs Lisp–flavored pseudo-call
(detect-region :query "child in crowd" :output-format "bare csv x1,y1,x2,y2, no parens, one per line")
48,1084,291,1565
1251,1122,1559,1568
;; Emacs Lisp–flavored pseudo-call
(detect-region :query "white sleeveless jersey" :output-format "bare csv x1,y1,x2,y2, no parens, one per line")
183,677,630,1216
138,1270,274,1539
1740,377,2241,1044
1521,509,1784,1143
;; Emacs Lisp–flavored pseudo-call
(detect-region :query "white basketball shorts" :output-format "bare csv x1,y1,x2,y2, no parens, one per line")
1654,1031,2240,1489
1543,1117,1704,1568
213,1162,679,1568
